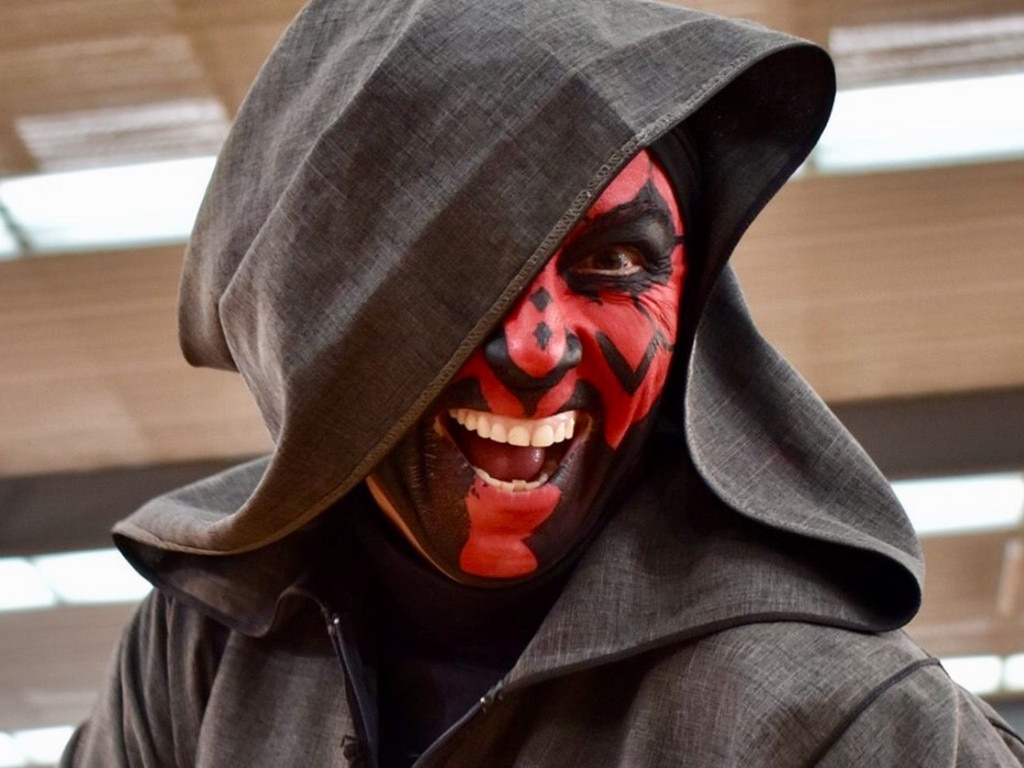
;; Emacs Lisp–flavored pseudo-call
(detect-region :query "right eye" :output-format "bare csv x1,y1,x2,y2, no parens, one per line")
569,246,646,278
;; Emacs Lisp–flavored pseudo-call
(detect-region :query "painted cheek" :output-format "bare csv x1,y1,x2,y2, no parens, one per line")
584,255,684,449
455,352,529,416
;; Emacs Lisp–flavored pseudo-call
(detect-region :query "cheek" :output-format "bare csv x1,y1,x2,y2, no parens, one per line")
593,285,680,353
579,270,683,448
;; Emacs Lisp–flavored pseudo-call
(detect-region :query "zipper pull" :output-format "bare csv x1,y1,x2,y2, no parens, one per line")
479,680,505,714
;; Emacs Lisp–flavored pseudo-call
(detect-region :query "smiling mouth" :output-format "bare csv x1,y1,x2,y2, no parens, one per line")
445,409,583,492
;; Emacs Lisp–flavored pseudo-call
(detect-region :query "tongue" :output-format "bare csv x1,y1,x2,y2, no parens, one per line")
460,430,546,482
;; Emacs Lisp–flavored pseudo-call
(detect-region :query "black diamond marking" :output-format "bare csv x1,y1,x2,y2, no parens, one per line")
534,322,552,350
596,331,671,396
529,288,552,311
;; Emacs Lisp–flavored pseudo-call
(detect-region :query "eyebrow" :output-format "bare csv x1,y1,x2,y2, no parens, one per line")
557,181,677,270
586,180,670,228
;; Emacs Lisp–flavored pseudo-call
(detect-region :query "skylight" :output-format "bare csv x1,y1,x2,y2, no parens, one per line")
0,156,215,255
0,549,150,613
815,72,1024,172
891,472,1024,536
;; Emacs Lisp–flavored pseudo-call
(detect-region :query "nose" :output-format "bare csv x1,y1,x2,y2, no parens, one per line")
483,267,581,394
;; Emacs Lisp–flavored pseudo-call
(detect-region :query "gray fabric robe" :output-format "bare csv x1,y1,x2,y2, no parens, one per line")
61,0,1024,764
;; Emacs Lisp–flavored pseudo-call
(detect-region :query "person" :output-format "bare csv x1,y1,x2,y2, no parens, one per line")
61,0,1024,765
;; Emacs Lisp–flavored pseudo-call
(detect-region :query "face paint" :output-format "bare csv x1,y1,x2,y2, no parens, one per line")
368,149,686,584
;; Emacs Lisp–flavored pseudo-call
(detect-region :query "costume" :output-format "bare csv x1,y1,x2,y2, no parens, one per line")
62,0,1024,765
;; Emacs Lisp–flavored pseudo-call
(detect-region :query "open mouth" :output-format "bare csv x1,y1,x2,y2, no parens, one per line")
445,408,584,492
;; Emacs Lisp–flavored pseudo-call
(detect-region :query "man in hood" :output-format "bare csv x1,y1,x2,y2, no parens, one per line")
62,0,1024,766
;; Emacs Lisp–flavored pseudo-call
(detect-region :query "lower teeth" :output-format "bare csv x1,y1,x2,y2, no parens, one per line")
473,467,550,492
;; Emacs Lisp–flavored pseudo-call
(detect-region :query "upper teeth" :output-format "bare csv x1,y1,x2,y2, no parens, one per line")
449,409,576,447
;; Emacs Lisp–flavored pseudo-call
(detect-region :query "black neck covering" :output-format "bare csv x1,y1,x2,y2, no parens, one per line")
325,493,570,768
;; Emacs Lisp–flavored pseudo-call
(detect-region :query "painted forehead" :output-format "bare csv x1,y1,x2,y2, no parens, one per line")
571,149,682,234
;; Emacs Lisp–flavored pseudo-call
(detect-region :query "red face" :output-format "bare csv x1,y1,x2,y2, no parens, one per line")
368,149,686,584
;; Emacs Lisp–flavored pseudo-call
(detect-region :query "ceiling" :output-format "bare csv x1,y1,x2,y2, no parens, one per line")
1,0,1024,749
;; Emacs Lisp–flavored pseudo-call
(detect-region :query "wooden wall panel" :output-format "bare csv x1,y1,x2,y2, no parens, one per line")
735,160,1024,402
0,249,271,475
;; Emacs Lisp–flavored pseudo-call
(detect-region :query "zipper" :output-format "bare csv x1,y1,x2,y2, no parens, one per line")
479,679,505,714
326,610,379,768
325,604,510,768
411,679,506,766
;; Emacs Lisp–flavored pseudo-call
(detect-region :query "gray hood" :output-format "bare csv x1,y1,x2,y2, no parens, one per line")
114,0,922,629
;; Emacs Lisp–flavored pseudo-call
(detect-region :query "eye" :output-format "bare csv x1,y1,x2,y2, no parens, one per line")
570,246,645,278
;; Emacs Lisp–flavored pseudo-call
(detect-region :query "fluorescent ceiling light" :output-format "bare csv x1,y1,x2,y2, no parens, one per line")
0,549,151,613
0,558,57,612
0,221,19,260
10,726,74,766
0,732,26,768
815,72,1024,172
33,549,152,605
891,472,1024,536
0,156,215,254
941,654,1003,696
1004,653,1024,691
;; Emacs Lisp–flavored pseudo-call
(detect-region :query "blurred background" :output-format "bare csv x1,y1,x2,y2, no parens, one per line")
1,0,1023,764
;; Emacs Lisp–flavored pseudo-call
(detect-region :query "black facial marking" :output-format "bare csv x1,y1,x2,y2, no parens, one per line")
482,328,582,416
534,322,553,350
436,377,493,419
526,384,656,564
596,330,672,396
529,288,552,311
558,179,679,300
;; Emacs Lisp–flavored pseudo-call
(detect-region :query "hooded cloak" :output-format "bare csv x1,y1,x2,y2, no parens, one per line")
114,0,921,617
61,2,1024,766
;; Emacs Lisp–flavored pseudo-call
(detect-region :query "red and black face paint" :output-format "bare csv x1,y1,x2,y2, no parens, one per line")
368,149,687,585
